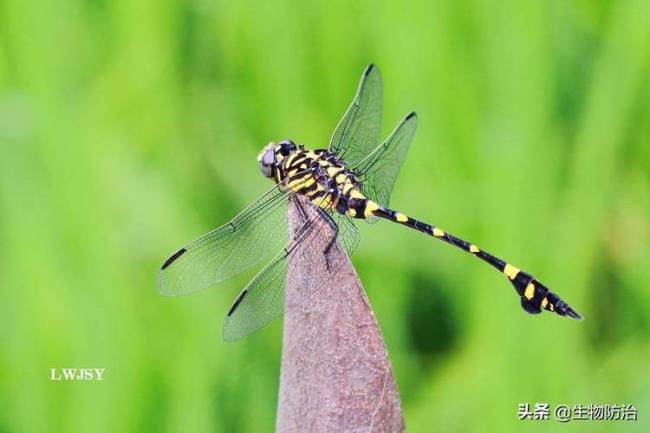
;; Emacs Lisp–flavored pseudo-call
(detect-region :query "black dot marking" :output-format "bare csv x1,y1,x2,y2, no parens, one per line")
227,289,248,317
161,248,186,270
364,64,375,76
406,111,416,120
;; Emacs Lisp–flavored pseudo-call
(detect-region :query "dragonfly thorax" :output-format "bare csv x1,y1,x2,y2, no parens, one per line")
257,139,371,217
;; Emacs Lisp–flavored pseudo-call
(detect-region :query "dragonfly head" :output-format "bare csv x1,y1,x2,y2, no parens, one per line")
257,140,297,179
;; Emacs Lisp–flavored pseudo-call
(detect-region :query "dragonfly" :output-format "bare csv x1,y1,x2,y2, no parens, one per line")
158,64,581,341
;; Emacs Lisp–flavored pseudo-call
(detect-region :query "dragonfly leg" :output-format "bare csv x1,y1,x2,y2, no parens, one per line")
291,196,310,222
313,208,339,270
289,196,318,244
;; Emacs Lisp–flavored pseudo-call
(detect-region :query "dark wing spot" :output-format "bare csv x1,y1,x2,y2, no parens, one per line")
406,111,416,120
227,289,248,317
161,248,187,270
364,64,375,76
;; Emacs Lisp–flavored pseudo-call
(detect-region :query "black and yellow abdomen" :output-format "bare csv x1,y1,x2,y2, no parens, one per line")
370,206,582,319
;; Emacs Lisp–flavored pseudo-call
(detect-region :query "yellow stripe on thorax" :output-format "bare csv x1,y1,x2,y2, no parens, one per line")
288,174,316,191
305,183,325,197
335,173,347,184
284,153,300,168
326,165,344,177
316,193,337,210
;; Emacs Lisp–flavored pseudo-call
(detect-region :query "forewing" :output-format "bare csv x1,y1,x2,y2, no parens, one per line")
157,181,295,296
356,112,417,208
328,64,382,166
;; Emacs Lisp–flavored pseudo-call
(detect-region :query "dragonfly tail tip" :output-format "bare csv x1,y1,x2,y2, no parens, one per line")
564,307,583,320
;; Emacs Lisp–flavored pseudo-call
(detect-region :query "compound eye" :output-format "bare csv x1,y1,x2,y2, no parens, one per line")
262,149,275,166
258,148,276,178
278,139,296,156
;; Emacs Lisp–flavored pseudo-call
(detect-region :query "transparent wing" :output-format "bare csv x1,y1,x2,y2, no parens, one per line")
222,197,338,341
328,64,382,166
157,172,311,296
355,112,417,208
331,212,360,255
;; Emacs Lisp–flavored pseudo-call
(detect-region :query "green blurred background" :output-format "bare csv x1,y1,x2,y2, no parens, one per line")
1,0,649,432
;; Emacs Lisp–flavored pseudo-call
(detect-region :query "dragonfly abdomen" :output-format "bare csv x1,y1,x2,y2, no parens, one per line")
371,206,582,320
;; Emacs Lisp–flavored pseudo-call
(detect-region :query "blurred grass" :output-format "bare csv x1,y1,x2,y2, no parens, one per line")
1,0,649,432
